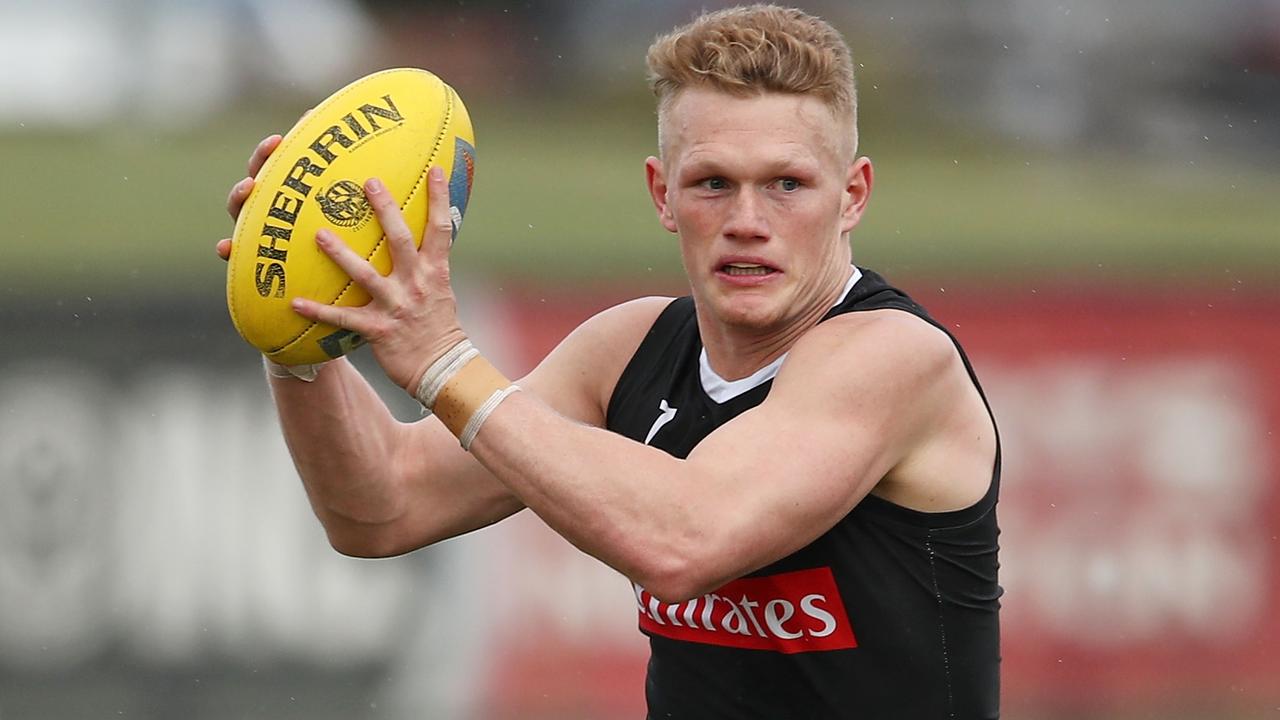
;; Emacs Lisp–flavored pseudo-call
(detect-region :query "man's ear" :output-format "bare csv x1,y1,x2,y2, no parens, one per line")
646,156,678,233
840,156,874,233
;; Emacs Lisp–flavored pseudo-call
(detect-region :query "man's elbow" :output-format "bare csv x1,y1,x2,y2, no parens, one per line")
322,522,415,559
633,551,727,605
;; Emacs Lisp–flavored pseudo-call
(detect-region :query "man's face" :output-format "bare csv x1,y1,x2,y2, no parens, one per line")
646,88,872,334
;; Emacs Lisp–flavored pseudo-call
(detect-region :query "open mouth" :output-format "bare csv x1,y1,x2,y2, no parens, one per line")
720,262,777,277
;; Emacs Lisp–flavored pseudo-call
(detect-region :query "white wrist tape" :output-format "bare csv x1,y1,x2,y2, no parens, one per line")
459,384,520,450
414,339,477,411
264,356,325,382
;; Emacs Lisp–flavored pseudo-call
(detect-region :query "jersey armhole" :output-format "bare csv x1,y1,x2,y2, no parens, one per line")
604,296,695,429
821,284,1003,530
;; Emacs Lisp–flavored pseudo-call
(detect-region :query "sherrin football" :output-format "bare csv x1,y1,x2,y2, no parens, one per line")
227,67,476,365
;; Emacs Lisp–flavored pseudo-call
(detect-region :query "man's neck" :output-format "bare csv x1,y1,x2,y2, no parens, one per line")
697,266,857,381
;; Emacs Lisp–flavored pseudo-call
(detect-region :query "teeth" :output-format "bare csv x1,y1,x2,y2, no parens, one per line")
723,264,771,276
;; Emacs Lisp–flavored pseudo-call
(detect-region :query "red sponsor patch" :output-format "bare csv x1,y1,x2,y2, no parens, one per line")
635,567,857,654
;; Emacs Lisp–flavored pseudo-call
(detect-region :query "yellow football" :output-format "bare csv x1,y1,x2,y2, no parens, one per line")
227,67,476,365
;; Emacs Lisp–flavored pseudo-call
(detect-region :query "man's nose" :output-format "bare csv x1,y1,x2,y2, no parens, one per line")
722,187,769,242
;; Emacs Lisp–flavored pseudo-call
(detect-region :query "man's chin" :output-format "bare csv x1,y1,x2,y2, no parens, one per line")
693,281,788,329
712,297,785,331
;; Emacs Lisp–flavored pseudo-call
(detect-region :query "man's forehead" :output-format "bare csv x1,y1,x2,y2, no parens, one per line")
680,138,822,171
659,88,852,162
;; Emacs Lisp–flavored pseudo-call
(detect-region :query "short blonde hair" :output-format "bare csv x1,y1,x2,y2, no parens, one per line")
646,4,858,155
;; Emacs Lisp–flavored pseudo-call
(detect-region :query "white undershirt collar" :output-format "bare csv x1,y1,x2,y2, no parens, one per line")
699,266,863,404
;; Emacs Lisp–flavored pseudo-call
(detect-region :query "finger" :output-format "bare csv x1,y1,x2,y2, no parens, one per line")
421,166,454,262
363,177,419,272
315,228,389,297
291,297,373,337
248,134,283,177
226,176,254,220
215,238,231,261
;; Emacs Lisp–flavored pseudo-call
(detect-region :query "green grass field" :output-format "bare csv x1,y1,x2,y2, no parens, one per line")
2,98,1275,297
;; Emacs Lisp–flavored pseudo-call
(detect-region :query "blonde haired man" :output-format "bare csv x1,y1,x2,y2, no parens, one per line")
220,4,1000,717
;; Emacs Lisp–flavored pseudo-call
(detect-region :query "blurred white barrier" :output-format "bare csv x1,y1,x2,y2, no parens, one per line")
0,0,372,129
0,363,412,670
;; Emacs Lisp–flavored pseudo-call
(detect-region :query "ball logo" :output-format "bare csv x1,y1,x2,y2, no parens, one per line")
316,180,373,229
250,93,407,299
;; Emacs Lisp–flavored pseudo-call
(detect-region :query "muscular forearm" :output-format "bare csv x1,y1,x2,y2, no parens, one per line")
468,392,740,601
268,359,525,557
464,349,887,603
269,359,411,530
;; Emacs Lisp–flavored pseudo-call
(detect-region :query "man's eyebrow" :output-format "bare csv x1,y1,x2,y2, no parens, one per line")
675,154,728,176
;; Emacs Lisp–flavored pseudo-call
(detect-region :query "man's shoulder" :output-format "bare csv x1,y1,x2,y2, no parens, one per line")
576,295,679,344
523,296,677,425
774,308,964,413
545,296,678,373
802,307,954,370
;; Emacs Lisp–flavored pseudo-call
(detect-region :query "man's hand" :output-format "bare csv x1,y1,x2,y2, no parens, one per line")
218,133,328,382
289,168,467,394
215,133,282,260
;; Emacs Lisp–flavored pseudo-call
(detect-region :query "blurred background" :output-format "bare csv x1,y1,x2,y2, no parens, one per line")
1,0,1278,718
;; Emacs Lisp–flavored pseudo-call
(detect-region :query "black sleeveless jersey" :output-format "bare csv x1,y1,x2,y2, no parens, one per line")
605,268,1001,720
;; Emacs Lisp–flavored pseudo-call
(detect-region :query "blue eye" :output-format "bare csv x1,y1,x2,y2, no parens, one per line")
702,177,728,191
777,178,801,192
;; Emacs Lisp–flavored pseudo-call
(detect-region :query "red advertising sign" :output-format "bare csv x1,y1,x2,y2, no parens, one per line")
918,285,1280,711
